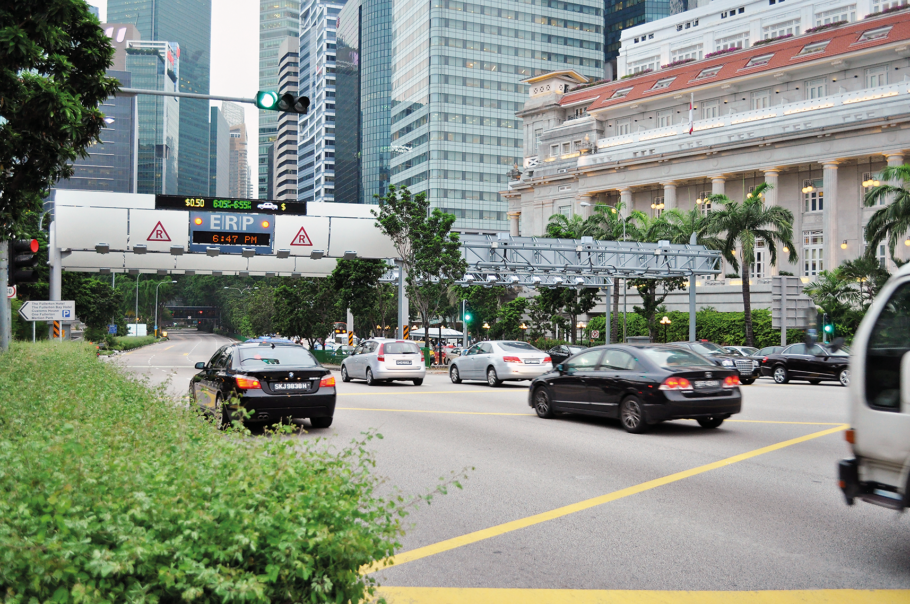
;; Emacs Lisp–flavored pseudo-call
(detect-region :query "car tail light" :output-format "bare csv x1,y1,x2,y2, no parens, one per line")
236,376,261,389
723,375,740,388
543,356,552,363
762,356,770,363
503,356,521,363
320,375,336,388
845,428,855,444
659,376,693,390
377,343,384,362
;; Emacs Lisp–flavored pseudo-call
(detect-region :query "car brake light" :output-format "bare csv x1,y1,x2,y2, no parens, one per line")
503,356,521,363
236,376,261,389
543,356,552,363
845,428,855,444
659,376,693,390
377,343,384,362
723,375,740,388
320,375,336,388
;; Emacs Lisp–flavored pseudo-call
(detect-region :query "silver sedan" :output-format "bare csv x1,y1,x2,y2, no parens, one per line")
449,341,553,386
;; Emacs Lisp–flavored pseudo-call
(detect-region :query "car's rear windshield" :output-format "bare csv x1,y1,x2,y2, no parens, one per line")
383,342,420,354
689,342,726,356
568,346,587,354
641,348,715,369
500,341,539,351
239,346,319,367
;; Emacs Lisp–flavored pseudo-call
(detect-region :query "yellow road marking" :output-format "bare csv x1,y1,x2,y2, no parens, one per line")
163,345,174,351
364,424,848,573
338,407,532,416
375,587,909,604
183,352,189,356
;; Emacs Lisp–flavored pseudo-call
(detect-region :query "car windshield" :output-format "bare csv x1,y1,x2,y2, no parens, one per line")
239,346,319,367
567,346,587,354
499,341,539,351
642,347,715,369
383,342,421,354
724,348,744,356
690,342,727,356
741,347,758,355
808,344,850,357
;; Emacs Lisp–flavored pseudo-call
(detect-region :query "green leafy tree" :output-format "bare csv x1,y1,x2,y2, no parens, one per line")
863,164,910,262
707,182,797,346
373,186,467,348
60,274,122,340
1,2,119,228
273,278,339,348
493,297,529,339
838,256,890,310
330,258,389,336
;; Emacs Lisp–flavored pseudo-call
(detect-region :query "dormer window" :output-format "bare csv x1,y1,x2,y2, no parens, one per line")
611,87,633,99
796,40,830,56
858,26,892,42
695,66,722,80
744,54,774,68
650,77,676,91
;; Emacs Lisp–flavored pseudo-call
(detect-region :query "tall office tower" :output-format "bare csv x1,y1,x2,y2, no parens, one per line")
297,0,347,203
107,0,212,196
221,101,245,128
389,0,603,232
605,0,684,73
273,37,300,200
335,0,392,205
229,123,251,198
209,107,230,196
259,0,301,199
126,41,181,194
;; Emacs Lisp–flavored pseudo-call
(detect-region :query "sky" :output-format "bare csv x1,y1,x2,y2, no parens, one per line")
88,0,260,179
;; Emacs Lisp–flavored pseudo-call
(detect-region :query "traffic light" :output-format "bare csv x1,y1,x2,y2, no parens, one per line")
823,313,834,336
465,313,472,322
8,239,39,286
255,91,309,114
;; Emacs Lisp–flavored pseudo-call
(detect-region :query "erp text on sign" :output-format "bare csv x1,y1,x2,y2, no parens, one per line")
189,212,276,255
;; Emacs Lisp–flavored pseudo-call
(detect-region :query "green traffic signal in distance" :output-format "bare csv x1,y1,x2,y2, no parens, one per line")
465,313,472,322
255,90,279,110
824,323,834,334
255,91,310,114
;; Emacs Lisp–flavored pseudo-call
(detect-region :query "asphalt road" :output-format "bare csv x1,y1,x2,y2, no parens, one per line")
113,331,910,603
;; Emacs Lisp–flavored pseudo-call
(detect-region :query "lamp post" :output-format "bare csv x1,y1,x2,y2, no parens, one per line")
154,280,177,337
520,323,528,341
660,315,672,343
482,322,490,340
134,273,141,336
576,321,586,344
223,286,258,295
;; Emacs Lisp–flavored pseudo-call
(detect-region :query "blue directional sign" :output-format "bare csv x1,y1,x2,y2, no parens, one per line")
188,212,275,255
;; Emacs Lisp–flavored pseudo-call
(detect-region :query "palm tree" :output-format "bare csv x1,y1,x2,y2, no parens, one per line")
864,164,910,261
706,182,797,346
587,201,640,342
838,256,890,310
662,206,726,250
545,212,602,239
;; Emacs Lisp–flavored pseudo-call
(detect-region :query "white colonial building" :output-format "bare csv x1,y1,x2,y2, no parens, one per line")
507,10,910,290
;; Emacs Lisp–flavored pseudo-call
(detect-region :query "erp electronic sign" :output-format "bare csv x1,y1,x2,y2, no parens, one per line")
189,212,275,255
156,195,306,216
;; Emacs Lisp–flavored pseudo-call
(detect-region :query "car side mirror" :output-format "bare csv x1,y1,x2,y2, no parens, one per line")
195,362,206,370
556,363,565,374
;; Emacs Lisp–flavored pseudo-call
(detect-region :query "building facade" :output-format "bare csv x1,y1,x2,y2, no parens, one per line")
509,14,910,283
221,101,245,128
126,41,181,195
273,36,300,200
209,106,230,196
387,0,604,232
230,122,252,199
335,0,362,203
260,0,300,200
297,0,347,203
107,0,212,196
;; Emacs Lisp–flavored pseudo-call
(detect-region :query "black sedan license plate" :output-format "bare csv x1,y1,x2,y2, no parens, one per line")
694,380,720,388
396,360,412,365
273,382,306,390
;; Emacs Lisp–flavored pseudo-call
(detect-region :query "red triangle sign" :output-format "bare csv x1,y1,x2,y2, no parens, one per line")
290,226,312,246
147,221,171,242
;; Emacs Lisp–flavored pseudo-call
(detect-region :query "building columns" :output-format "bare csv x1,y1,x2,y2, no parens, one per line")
662,182,677,211
762,169,779,206
508,211,521,236
823,161,839,272
711,176,725,197
619,187,632,218
576,193,594,218
884,152,904,168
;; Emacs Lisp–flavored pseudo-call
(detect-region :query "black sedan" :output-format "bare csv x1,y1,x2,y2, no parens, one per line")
671,340,758,384
528,344,742,433
190,341,336,428
547,344,588,366
760,342,850,386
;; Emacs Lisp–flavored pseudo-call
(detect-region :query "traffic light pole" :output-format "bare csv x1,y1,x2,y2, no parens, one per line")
117,88,259,105
0,242,9,352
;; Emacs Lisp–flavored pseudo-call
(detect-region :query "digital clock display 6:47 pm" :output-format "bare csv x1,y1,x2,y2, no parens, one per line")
191,231,271,246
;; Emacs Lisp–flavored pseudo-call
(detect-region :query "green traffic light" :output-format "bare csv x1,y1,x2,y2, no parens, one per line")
465,313,472,321
256,90,279,110
824,324,834,334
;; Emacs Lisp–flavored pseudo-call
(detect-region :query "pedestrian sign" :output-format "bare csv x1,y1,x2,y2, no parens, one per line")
147,221,171,242
290,226,312,246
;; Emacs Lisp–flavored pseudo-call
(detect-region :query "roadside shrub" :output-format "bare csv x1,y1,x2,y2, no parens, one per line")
0,343,404,603
112,334,158,350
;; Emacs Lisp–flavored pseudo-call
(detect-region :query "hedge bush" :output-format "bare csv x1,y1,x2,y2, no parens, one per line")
111,335,159,350
0,343,403,603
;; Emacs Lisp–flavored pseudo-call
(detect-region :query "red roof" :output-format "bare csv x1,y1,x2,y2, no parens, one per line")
559,13,910,112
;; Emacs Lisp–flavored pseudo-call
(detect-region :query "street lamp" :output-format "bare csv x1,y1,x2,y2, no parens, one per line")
520,323,528,340
576,321,586,343
223,286,259,295
154,280,178,337
660,315,672,343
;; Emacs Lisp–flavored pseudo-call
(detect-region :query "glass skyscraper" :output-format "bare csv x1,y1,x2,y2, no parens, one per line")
604,0,673,64
210,106,230,196
335,0,361,204
389,0,603,231
260,0,301,199
107,0,212,196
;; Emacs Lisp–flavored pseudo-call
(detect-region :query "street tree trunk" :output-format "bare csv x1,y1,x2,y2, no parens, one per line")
742,259,753,347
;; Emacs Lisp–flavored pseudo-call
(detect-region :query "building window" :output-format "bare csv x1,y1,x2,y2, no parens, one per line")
815,4,855,25
561,142,571,155
616,119,632,135
877,243,887,268
859,26,892,42
803,230,824,276
797,41,830,56
752,240,766,278
611,87,633,99
671,44,703,62
763,19,800,39
559,205,572,216
550,144,559,158
651,77,676,91
806,78,826,99
715,31,749,51
699,191,713,215
863,172,886,205
751,89,771,110
804,179,824,212
744,54,774,68
657,110,672,127
573,139,583,151
871,0,904,13
702,100,720,119
627,56,659,75
695,66,723,80
652,196,664,217
865,65,888,88
573,107,587,118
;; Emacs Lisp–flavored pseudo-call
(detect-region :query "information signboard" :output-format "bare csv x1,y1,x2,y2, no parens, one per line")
188,212,275,255
156,195,306,216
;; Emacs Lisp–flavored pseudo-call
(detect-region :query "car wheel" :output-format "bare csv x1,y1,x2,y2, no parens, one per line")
310,416,333,429
809,379,821,385
487,366,502,387
740,377,755,385
620,396,648,434
839,369,850,387
697,416,724,429
366,368,377,386
341,365,351,382
450,365,462,384
533,387,554,419
413,378,423,386
773,366,789,384
213,395,230,430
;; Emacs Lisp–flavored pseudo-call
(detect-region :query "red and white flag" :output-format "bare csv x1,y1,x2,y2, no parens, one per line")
687,93,694,135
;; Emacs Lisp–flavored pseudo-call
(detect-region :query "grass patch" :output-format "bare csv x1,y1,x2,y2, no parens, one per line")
0,342,406,602
112,335,159,350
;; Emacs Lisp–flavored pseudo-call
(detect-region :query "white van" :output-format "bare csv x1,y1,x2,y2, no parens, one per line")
839,263,910,510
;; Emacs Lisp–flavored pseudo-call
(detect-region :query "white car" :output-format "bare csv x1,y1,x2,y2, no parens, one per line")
449,341,552,387
258,202,279,210
340,339,426,386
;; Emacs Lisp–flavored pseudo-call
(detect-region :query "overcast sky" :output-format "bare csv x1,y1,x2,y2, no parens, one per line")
89,0,260,178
